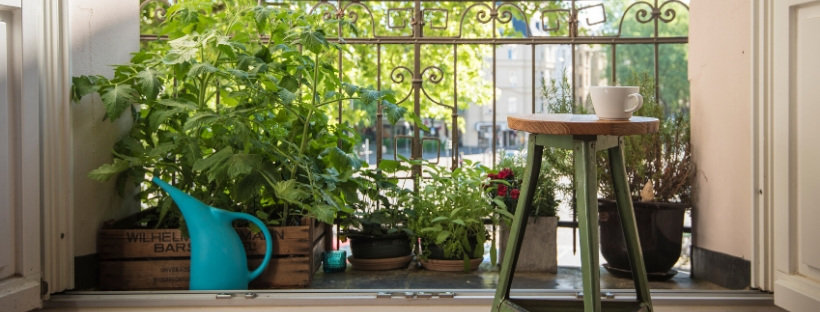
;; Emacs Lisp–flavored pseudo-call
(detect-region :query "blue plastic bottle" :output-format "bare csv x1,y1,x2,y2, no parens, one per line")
153,178,273,290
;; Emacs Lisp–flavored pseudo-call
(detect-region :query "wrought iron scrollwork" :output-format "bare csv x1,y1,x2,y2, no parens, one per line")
420,66,446,107
139,0,171,23
388,8,413,30
389,66,414,105
619,0,689,36
422,8,448,30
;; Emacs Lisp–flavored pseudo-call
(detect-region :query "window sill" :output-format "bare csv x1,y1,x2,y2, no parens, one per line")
43,289,777,311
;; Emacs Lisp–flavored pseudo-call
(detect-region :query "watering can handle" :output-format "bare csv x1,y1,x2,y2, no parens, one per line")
230,212,274,281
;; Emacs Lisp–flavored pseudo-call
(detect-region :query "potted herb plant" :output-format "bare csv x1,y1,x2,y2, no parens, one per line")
597,73,694,280
340,160,415,270
539,72,692,280
73,1,404,289
409,159,512,272
494,152,560,273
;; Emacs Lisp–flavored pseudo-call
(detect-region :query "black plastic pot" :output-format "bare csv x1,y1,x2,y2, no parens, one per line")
598,199,688,280
348,232,412,259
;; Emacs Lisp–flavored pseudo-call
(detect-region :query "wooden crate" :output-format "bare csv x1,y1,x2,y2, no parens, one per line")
98,219,327,290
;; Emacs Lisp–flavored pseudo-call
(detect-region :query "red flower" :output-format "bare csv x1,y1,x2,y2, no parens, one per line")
498,185,508,196
497,168,513,180
510,189,520,200
488,173,498,179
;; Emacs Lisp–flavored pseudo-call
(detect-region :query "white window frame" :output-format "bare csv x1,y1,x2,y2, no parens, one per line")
0,0,42,310
1,1,74,310
1,0,797,310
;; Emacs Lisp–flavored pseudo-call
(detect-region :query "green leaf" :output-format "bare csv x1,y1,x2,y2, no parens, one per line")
361,89,380,104
382,100,407,125
252,7,272,31
147,142,177,159
451,218,465,226
100,84,137,120
300,29,328,54
492,198,508,210
71,75,104,102
88,158,131,182
227,154,256,179
407,112,430,132
164,35,198,64
278,89,296,105
311,204,336,225
272,180,302,202
431,216,448,223
157,98,197,110
342,82,359,96
183,112,218,131
449,207,462,217
216,36,238,59
187,63,218,79
255,210,271,224
327,147,362,172
435,231,451,244
193,147,233,172
377,159,401,173
136,69,162,100
280,75,299,92
226,69,249,80
420,225,442,233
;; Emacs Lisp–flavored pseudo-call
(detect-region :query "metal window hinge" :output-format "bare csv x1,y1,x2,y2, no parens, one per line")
576,291,615,299
244,292,257,299
377,292,392,299
437,291,455,299
216,293,233,299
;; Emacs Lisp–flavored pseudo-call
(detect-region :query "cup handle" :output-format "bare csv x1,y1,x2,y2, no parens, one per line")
624,93,643,113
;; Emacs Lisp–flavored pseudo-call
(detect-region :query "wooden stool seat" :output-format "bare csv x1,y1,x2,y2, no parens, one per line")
493,114,659,312
507,114,659,136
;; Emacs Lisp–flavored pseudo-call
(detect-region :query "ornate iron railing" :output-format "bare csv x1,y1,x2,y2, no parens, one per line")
139,0,690,185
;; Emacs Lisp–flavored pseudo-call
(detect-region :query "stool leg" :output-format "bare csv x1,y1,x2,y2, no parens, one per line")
608,141,653,311
493,134,543,312
574,140,601,312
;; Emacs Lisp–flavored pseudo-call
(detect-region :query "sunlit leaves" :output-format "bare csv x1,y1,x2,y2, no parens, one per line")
100,84,137,120
88,158,131,182
300,29,328,54
137,69,162,100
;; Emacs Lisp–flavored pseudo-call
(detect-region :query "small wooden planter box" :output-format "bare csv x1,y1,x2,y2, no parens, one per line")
98,219,326,290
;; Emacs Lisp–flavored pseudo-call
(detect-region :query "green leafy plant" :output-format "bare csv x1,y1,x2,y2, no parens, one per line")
409,159,513,270
538,73,586,208
599,73,693,203
71,1,406,228
496,152,559,217
340,159,415,237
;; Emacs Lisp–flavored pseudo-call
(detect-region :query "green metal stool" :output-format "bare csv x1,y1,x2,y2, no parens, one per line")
492,114,659,312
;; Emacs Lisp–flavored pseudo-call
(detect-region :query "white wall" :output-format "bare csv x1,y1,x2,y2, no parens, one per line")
69,0,139,257
689,0,752,259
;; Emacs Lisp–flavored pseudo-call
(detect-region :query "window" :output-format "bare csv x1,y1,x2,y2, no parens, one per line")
27,2,780,311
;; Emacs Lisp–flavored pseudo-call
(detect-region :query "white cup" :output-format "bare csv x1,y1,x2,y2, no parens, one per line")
590,86,643,120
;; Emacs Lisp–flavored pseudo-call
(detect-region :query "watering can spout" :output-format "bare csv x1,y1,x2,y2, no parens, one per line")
152,178,274,290
151,177,209,220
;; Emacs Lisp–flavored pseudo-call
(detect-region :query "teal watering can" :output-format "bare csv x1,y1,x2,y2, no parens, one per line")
153,178,273,290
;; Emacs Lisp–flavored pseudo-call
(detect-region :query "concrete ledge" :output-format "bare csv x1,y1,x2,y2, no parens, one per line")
692,246,751,290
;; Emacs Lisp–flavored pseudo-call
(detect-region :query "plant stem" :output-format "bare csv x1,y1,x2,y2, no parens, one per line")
282,52,321,225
